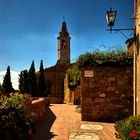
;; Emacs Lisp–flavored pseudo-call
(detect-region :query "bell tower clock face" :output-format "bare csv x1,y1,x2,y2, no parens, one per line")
62,40,66,49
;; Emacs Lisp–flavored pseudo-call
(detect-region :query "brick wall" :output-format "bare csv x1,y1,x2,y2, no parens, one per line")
81,66,133,122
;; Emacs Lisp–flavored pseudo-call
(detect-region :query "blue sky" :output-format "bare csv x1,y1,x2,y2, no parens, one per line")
0,0,133,88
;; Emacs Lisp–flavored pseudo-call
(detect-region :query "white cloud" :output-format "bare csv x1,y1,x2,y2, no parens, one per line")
0,71,19,90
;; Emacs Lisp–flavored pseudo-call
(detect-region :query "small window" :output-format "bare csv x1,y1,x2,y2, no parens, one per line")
62,40,66,49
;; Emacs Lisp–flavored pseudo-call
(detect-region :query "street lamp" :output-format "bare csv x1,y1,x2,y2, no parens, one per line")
106,7,134,37
106,8,117,32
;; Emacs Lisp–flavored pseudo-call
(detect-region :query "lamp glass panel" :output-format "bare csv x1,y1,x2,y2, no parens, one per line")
106,10,117,27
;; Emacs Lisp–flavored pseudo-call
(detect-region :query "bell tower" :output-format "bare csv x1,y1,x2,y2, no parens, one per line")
57,20,71,65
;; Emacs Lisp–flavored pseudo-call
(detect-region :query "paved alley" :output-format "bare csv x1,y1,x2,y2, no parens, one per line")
32,104,117,140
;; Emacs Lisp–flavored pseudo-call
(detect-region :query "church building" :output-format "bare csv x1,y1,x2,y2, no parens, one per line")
43,21,71,97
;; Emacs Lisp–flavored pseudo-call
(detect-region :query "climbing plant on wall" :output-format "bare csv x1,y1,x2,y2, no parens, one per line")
67,64,80,90
67,49,133,90
76,50,133,68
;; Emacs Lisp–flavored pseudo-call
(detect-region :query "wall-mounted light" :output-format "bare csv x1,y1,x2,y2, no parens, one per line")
106,7,134,38
106,8,117,32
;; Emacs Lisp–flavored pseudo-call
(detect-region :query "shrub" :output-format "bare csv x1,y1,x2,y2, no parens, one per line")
76,50,133,68
0,93,36,140
114,115,140,140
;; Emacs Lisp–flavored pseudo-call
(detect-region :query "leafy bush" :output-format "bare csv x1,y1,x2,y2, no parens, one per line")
76,50,133,68
114,115,140,140
0,93,36,140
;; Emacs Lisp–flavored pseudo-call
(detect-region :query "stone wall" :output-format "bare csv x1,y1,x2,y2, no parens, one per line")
71,87,81,105
46,97,64,104
81,66,133,122
135,0,140,115
32,96,63,104
64,74,81,105
43,65,69,97
64,74,71,103
31,98,47,121
125,38,135,53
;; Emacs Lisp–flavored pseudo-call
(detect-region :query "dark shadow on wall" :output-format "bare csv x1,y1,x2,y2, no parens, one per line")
32,105,56,140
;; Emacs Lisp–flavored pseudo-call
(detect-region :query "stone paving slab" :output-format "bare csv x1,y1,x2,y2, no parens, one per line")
69,132,100,140
80,124,103,130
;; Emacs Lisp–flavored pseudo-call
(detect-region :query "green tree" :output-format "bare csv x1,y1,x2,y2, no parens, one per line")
0,83,3,93
28,61,38,96
38,60,47,97
19,70,29,93
2,66,14,95
67,64,80,90
19,71,24,93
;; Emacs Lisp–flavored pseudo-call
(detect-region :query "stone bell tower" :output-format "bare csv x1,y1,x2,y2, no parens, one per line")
57,20,71,65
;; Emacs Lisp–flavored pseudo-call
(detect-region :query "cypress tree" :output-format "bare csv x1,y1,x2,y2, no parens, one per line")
19,70,29,93
19,71,24,93
2,66,14,95
38,60,46,97
28,61,38,96
0,83,3,93
23,70,29,93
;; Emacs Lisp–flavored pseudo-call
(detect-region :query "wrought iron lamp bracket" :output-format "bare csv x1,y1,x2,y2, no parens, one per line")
107,28,134,39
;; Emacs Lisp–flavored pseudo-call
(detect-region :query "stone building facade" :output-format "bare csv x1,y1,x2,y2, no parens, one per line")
81,66,133,122
135,0,140,115
122,1,140,115
126,38,135,53
42,21,71,98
